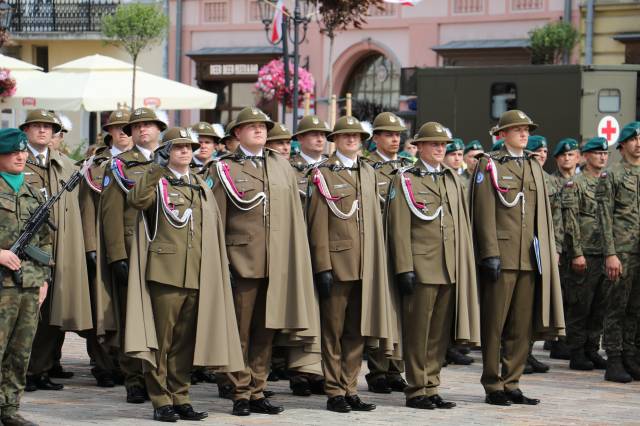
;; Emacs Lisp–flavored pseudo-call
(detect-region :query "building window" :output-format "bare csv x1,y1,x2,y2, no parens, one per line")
346,54,400,113
368,4,396,17
203,1,229,23
490,82,517,119
34,46,49,72
511,0,543,11
598,89,621,113
247,0,261,22
453,0,484,14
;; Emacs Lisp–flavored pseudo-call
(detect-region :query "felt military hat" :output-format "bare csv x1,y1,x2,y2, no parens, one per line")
103,134,112,147
491,139,504,152
464,140,484,154
372,112,406,133
51,113,68,134
191,121,221,140
411,122,453,145
526,135,547,152
161,127,200,150
581,136,609,153
328,116,370,142
220,119,236,145
552,138,579,157
446,138,465,154
616,121,640,148
294,115,331,137
19,109,62,134
102,109,131,132
229,107,274,134
0,128,28,155
490,110,538,136
267,122,292,142
123,107,167,136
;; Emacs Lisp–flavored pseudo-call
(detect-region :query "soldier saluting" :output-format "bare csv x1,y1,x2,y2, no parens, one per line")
470,110,564,406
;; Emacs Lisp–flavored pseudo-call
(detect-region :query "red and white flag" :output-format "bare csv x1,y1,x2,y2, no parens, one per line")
383,0,421,5
271,0,285,43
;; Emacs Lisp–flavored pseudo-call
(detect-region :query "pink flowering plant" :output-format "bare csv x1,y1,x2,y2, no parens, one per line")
255,59,314,107
0,68,16,98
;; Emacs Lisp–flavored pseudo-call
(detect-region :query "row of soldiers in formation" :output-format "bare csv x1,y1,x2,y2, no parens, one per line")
0,104,638,425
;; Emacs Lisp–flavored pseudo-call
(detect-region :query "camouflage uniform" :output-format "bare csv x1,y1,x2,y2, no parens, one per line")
597,160,640,358
0,177,51,418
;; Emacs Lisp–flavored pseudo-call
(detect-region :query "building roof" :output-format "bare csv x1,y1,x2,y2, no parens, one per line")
432,39,530,51
187,46,283,57
613,33,640,42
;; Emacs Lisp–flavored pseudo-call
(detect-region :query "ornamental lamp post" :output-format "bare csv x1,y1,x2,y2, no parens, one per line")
0,1,13,48
258,0,312,132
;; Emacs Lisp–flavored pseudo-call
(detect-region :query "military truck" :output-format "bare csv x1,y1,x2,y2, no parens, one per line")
400,65,640,162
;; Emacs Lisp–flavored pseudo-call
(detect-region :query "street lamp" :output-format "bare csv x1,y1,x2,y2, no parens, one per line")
258,0,312,132
0,1,13,48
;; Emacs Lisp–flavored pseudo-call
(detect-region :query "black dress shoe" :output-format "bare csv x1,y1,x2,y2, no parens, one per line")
290,379,312,396
505,389,540,405
264,390,275,398
173,404,208,420
367,376,392,394
309,378,326,395
218,383,234,400
586,351,607,370
326,396,351,413
0,413,38,426
387,375,409,392
446,347,474,365
96,375,115,388
527,354,550,373
406,396,435,409
48,364,74,379
267,371,280,382
232,399,250,416
345,395,376,411
429,394,456,409
24,376,37,392
153,405,179,422
249,398,284,414
126,386,147,404
485,390,512,406
34,375,64,391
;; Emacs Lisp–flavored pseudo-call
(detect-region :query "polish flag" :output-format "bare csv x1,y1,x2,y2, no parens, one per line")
271,0,285,44
383,0,422,5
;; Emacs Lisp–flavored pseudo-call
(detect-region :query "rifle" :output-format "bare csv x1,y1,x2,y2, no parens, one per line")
0,156,93,288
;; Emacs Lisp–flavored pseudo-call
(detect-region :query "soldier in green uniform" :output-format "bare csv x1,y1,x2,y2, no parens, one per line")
0,128,51,426
360,112,411,394
562,137,610,372
598,121,640,383
471,110,564,406
265,122,292,158
443,138,465,177
100,107,166,403
387,122,480,409
490,139,504,152
190,122,221,172
462,140,484,184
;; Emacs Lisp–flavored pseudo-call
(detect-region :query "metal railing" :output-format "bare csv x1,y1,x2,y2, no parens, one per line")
8,0,120,33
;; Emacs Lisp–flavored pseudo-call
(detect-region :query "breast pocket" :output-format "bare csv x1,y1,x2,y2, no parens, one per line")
148,242,177,254
616,178,638,211
0,196,16,213
329,239,352,252
580,191,598,217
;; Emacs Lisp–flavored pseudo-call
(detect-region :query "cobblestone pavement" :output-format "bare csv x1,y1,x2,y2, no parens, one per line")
20,334,640,425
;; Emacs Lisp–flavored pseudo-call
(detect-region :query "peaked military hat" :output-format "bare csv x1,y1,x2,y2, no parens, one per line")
102,109,131,132
616,121,640,149
526,135,547,152
123,107,167,136
328,116,370,142
191,121,221,140
552,138,579,157
464,140,484,154
229,107,274,134
490,110,538,136
446,138,464,154
267,122,292,142
411,122,453,145
581,136,609,153
372,112,406,133
20,109,62,134
220,119,236,145
0,128,28,155
161,127,200,150
294,115,331,137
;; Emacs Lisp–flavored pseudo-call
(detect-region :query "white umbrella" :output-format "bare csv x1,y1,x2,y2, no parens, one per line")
12,54,217,111
0,54,45,110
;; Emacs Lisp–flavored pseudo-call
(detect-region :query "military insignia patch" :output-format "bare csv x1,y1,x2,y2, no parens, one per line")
476,172,484,184
116,111,123,118
312,117,319,125
347,117,355,125
40,110,48,116
389,115,396,123
564,181,574,188
518,111,526,119
600,172,607,178
103,175,111,187
205,177,214,188
180,128,187,137
280,124,287,131
134,108,143,116
199,124,205,129
251,108,259,115
389,187,396,200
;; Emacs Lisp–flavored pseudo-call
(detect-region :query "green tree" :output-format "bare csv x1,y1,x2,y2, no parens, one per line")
102,3,169,109
529,20,579,65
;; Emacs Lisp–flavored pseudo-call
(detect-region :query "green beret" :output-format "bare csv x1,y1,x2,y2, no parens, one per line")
552,138,579,157
446,138,464,154
581,137,609,153
464,140,483,154
491,139,504,152
0,128,28,155
616,121,640,148
526,135,547,152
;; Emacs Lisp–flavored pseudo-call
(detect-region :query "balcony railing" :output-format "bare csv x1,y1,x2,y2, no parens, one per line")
8,0,120,33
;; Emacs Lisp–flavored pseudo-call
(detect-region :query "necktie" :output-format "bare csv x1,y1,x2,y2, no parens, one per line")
37,154,45,166
180,175,189,184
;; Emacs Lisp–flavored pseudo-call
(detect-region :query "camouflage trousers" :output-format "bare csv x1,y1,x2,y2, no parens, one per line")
0,287,39,417
565,255,608,353
603,253,640,357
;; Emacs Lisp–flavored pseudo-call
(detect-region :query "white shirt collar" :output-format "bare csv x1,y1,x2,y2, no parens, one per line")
28,144,48,163
168,167,190,183
110,146,123,157
506,146,524,157
420,159,441,173
336,150,356,168
300,151,321,165
239,145,263,157
376,151,395,162
136,145,153,161
192,156,204,166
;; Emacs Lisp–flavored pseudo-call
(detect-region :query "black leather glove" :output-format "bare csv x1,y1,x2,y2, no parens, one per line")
153,143,171,167
86,251,97,280
396,271,417,296
315,271,333,299
111,260,129,286
479,257,501,283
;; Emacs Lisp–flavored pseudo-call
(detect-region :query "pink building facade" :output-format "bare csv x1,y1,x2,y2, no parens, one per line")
169,0,580,127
